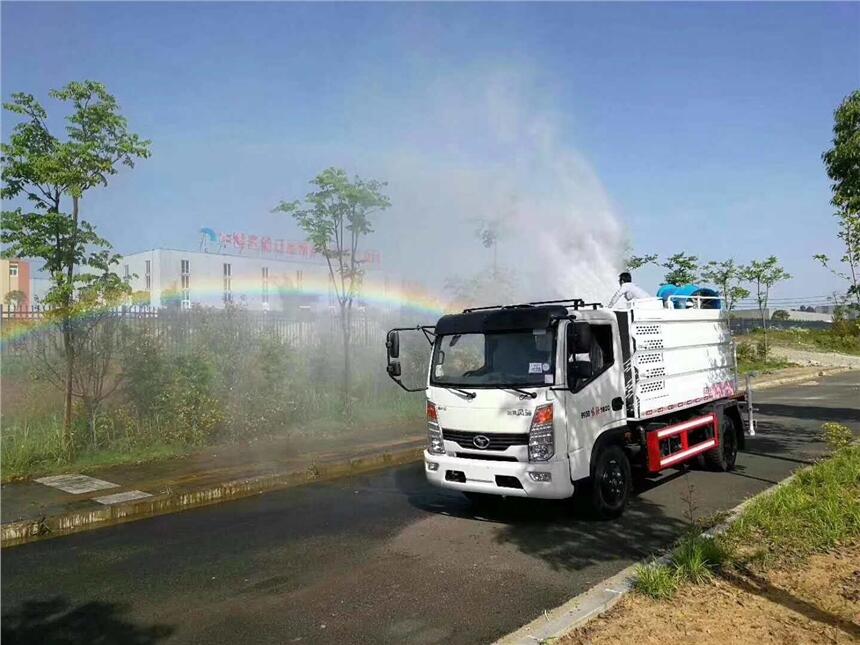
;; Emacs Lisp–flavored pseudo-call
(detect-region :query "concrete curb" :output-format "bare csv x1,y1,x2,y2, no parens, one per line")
494,468,806,645
744,366,850,392
1,442,425,548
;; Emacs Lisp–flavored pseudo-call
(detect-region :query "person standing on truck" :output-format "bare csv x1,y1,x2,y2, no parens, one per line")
608,272,650,308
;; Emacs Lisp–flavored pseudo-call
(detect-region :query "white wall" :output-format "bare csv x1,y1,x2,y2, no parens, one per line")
121,249,337,311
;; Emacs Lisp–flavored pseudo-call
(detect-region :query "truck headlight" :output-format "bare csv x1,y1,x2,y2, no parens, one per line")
427,401,445,455
528,404,554,462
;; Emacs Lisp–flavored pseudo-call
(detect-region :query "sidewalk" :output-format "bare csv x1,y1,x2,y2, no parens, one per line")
1,366,849,547
2,420,425,546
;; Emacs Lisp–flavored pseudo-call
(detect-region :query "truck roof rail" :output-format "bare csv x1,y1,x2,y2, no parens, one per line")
461,298,603,313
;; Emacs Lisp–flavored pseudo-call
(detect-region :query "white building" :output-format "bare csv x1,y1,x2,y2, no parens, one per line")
121,247,385,312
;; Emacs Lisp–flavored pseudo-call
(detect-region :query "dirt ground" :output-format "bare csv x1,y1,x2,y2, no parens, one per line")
770,346,860,369
561,543,860,645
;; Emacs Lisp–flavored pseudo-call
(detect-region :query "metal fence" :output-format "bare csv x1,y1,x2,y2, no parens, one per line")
0,306,390,356
728,318,833,335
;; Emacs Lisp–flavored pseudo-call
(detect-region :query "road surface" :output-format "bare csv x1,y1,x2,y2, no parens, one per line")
3,371,859,645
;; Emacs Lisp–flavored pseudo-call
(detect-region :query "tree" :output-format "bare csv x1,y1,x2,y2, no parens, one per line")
771,309,790,321
1,81,150,455
474,217,505,277
661,252,699,286
625,253,659,271
700,259,750,313
3,288,26,311
274,168,390,416
817,90,860,311
739,257,791,360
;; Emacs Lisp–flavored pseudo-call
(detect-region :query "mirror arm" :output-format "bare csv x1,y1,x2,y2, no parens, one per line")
420,325,436,345
390,377,426,393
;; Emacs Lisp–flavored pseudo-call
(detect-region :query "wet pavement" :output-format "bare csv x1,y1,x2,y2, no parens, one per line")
2,371,858,645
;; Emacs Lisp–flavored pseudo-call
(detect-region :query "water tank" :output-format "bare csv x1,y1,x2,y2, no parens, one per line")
657,284,722,309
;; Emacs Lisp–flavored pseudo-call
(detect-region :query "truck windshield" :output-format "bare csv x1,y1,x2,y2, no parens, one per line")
430,329,556,387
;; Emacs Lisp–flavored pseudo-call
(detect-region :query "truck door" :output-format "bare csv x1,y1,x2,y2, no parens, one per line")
563,319,627,481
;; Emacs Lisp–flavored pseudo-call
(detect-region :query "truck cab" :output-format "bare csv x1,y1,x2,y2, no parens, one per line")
386,297,746,518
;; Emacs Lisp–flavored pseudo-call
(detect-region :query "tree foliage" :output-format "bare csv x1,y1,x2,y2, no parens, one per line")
274,167,390,415
1,80,150,453
700,259,750,312
625,253,659,272
662,252,699,286
818,90,860,310
740,257,791,359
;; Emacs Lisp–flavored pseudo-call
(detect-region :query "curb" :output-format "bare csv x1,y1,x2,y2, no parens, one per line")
1,441,425,548
745,366,850,392
494,468,805,645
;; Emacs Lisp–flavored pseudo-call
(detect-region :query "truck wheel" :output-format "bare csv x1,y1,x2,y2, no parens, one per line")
589,445,631,519
705,414,738,472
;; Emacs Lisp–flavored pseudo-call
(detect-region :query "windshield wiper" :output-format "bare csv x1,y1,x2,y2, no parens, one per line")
503,387,537,399
445,387,476,399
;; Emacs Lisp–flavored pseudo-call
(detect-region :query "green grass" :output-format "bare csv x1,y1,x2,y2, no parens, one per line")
671,535,729,584
0,417,192,481
633,443,860,599
724,444,860,563
633,562,679,599
736,356,794,376
747,326,860,356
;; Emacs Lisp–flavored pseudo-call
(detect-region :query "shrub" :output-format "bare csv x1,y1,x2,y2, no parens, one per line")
736,341,756,363
822,422,854,451
158,354,224,444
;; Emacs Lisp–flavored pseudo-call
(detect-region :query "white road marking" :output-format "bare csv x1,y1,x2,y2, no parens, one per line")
35,474,120,494
92,490,152,505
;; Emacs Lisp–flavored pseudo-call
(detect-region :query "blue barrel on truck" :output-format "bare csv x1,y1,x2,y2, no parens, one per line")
657,284,722,309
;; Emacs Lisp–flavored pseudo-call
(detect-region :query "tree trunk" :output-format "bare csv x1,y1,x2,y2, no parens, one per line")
62,317,75,456
341,303,352,419
62,195,81,458
760,293,769,362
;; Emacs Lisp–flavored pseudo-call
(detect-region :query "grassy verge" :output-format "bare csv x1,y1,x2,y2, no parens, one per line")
1,400,423,482
736,323,860,357
736,355,794,376
0,417,195,481
633,438,860,600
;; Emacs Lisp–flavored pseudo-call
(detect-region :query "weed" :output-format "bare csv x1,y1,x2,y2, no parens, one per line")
822,422,854,451
633,562,679,599
672,535,729,584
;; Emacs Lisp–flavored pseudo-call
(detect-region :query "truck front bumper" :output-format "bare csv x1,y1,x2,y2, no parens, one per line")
423,451,575,499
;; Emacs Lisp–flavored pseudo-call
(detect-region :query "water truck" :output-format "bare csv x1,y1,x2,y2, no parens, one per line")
384,294,754,518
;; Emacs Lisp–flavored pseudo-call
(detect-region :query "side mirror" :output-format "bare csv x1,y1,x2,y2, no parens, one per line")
386,330,400,359
387,362,402,378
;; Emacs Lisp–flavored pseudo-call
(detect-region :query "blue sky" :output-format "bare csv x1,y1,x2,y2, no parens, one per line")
2,2,859,304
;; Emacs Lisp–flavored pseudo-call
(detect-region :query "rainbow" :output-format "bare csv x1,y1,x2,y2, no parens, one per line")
0,274,463,346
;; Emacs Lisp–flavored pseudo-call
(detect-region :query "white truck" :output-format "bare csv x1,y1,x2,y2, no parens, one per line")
385,296,753,518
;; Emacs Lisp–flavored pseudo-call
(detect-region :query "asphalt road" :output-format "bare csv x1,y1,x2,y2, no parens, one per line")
3,372,859,645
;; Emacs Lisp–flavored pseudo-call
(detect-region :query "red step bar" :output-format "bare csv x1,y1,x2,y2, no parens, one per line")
646,413,719,473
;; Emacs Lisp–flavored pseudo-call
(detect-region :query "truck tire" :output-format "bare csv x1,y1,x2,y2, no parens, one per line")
704,414,738,472
589,445,631,519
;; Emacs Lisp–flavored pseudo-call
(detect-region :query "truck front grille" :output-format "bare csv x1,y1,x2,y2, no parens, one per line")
442,429,528,451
